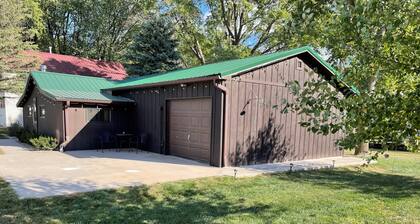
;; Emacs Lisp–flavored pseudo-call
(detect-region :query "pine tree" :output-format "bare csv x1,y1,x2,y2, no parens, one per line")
0,0,39,93
125,17,181,76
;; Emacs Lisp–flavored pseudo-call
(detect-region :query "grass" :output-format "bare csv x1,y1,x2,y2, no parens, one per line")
0,151,419,224
0,128,8,139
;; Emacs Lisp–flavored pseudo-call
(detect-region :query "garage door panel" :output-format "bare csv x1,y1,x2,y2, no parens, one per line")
167,98,211,163
190,133,210,144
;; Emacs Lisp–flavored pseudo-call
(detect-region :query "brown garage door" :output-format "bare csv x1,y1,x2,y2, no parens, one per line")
167,98,212,163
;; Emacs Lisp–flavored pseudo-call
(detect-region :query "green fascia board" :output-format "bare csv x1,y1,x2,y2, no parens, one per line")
19,46,358,106
29,71,134,103
108,46,359,94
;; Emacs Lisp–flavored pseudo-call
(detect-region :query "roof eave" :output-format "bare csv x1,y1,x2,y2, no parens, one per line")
106,74,222,91
225,46,358,96
55,97,134,104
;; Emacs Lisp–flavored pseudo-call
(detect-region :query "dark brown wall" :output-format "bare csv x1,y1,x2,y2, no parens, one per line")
64,105,135,150
22,88,64,141
116,81,224,167
222,56,343,166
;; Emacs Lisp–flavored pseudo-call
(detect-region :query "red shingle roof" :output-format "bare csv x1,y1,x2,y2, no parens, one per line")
26,51,127,80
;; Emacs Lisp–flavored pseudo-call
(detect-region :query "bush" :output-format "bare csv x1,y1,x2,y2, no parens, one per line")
17,130,36,144
8,123,23,137
8,123,59,150
29,136,58,150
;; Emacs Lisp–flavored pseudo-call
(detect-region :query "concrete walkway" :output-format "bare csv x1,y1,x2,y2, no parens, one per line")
0,138,366,199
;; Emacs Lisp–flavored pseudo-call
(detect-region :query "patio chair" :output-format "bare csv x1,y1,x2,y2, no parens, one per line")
96,133,117,153
139,133,148,150
96,136,104,152
128,136,139,153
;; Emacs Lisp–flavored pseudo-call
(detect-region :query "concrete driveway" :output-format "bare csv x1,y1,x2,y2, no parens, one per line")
0,138,365,198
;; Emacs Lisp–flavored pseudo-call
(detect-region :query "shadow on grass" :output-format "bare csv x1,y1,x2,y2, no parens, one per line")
0,179,280,223
273,168,420,199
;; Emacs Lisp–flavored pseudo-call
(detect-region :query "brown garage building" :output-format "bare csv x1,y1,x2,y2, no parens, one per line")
18,46,357,167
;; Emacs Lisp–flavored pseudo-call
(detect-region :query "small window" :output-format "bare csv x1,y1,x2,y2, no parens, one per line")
33,100,37,116
0,98,4,108
297,60,303,70
39,105,46,118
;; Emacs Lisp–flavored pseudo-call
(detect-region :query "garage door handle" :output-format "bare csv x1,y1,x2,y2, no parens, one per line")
187,134,190,142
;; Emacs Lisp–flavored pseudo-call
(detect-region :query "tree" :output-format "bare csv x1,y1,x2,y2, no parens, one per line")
38,0,154,61
165,0,325,66
124,16,181,76
0,0,40,93
283,0,420,152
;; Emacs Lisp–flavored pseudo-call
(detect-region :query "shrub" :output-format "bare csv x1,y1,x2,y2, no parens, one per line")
8,122,23,137
17,130,36,144
29,136,58,150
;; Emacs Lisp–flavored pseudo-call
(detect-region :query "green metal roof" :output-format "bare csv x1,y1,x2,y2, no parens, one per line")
18,46,358,107
108,46,358,94
18,71,133,105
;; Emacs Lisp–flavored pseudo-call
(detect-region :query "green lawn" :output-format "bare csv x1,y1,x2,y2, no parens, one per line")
0,128,8,139
0,151,419,224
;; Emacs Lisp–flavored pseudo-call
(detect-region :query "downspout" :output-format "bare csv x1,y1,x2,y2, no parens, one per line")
213,76,228,167
59,101,69,152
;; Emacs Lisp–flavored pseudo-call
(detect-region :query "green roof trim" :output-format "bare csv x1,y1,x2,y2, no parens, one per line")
108,46,359,94
18,46,358,107
18,71,134,105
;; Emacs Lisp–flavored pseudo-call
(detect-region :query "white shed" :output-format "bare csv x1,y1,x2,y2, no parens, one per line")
0,91,23,127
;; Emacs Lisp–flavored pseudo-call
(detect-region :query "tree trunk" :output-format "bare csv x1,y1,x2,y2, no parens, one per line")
354,142,369,155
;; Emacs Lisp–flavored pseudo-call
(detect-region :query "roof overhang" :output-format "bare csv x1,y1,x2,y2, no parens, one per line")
16,75,36,107
227,48,359,96
108,75,222,91
17,73,134,107
106,47,358,96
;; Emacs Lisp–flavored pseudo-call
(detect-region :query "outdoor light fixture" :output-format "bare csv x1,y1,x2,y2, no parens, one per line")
180,83,187,88
289,163,294,172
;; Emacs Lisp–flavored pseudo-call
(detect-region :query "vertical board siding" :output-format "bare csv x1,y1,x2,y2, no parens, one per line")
117,81,224,167
22,88,64,142
224,57,343,166
64,106,134,150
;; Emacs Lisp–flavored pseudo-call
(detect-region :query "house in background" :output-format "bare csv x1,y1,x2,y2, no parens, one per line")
17,46,357,167
0,51,127,127
27,50,127,80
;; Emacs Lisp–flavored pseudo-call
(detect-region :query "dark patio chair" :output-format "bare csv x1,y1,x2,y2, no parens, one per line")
128,133,148,154
96,133,117,153
96,136,104,152
139,133,148,150
128,136,139,153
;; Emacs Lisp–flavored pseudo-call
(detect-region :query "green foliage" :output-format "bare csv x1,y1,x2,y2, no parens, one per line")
29,135,58,150
0,73,28,93
282,0,419,152
165,0,312,67
124,16,181,75
0,128,8,139
8,123,58,150
22,0,44,42
0,0,38,76
38,0,155,61
17,129,36,144
7,123,23,137
7,122,33,144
